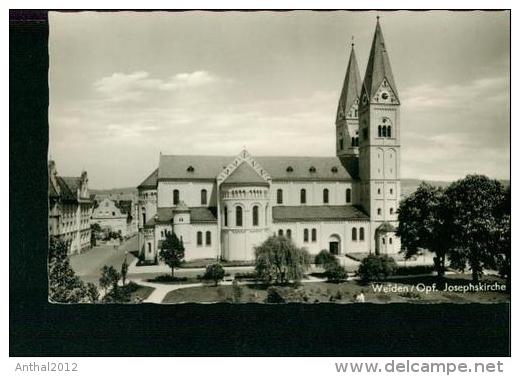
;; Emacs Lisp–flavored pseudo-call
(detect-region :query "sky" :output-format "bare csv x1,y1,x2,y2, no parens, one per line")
48,11,510,189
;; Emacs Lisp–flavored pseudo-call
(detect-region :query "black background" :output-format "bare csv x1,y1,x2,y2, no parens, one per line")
10,9,510,357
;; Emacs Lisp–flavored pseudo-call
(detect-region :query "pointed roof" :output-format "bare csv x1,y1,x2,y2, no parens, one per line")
362,18,399,101
336,43,362,122
222,161,269,186
138,168,158,189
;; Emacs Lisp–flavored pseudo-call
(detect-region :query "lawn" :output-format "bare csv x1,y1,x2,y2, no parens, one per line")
162,284,268,303
161,273,509,304
129,284,155,302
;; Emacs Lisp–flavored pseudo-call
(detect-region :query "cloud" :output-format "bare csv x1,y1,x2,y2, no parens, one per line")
93,70,228,102
401,76,509,111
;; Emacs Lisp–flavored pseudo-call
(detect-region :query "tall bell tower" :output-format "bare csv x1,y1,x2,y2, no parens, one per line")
336,41,362,159
358,18,401,254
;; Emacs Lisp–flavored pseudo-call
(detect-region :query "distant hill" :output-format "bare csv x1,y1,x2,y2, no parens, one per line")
90,179,509,201
401,178,510,198
90,187,137,196
90,187,138,202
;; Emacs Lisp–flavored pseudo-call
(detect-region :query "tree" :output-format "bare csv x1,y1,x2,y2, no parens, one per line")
99,265,120,294
397,182,450,278
159,232,185,277
314,249,338,268
232,279,243,303
255,235,311,285
358,254,397,282
48,237,99,303
121,256,129,286
202,263,225,286
86,282,100,302
493,185,510,290
444,175,506,283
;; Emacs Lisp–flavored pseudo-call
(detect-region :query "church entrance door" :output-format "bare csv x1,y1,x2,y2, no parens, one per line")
329,241,339,255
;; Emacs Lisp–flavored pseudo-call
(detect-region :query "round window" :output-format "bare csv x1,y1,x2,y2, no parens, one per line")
381,92,389,100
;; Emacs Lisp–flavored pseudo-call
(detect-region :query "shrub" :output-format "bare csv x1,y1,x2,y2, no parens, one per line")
315,249,338,268
266,286,286,303
394,265,438,276
234,271,258,280
358,254,397,282
148,274,188,283
202,263,225,286
324,263,348,282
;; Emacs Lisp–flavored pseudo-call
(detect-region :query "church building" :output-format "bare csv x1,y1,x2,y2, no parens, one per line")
137,19,401,262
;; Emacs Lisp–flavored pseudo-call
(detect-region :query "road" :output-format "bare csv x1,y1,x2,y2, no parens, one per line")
70,235,138,286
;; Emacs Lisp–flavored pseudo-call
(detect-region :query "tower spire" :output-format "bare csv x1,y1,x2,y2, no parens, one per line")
361,17,399,103
336,39,362,123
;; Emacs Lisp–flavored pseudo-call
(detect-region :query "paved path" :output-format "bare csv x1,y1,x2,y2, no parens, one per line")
70,235,138,286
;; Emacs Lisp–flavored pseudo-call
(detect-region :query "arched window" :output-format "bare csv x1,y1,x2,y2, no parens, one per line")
382,126,387,137
360,227,365,241
339,138,344,150
311,228,317,242
147,243,152,253
201,189,207,205
197,231,203,246
352,227,358,241
252,205,259,226
278,229,283,236
351,137,355,146
382,237,386,245
142,213,146,225
206,231,211,245
286,229,292,239
304,229,309,242
277,189,283,204
378,125,382,137
224,206,228,226
390,208,394,215
236,206,243,227
173,189,180,205
387,126,392,138
389,237,393,244
323,188,329,204
377,208,382,215
346,188,352,203
300,189,306,204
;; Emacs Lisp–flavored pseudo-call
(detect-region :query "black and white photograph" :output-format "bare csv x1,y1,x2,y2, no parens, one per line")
46,10,510,305
10,5,514,362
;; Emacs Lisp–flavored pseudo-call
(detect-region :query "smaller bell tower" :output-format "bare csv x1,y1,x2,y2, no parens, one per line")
336,40,362,159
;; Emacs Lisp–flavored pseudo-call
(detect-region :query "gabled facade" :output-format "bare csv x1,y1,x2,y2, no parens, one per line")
136,19,402,262
91,198,130,238
48,160,93,254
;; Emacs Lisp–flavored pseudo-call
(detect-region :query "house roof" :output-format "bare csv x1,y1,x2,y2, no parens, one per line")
156,206,218,224
361,18,399,102
157,155,353,182
54,176,80,202
336,44,362,123
138,168,158,189
376,221,396,232
222,161,269,186
273,205,369,222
